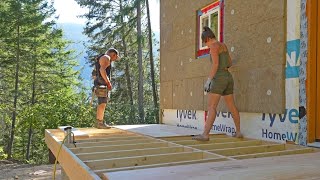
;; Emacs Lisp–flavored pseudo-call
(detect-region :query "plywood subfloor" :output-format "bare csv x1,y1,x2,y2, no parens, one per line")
106,152,320,180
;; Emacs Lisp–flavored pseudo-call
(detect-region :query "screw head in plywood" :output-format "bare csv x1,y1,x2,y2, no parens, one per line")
231,9,235,15
267,90,272,96
163,67,166,71
267,37,272,43
175,5,177,9
181,30,184,35
173,93,175,97
180,61,183,66
189,29,192,33
231,47,235,52
190,92,193,96
163,40,166,44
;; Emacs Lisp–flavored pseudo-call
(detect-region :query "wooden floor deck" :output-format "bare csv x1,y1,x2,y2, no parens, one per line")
45,124,319,180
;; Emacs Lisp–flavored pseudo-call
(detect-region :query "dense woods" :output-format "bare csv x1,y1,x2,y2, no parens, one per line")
0,0,159,164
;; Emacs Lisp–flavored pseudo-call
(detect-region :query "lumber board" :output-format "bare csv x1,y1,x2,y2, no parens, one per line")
70,142,170,154
44,130,100,180
172,137,243,145
209,144,286,156
189,140,262,150
75,135,145,143
231,148,315,160
74,139,158,148
85,152,205,171
77,147,185,161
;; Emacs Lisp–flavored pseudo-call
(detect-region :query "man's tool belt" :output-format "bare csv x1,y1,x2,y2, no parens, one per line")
95,85,108,97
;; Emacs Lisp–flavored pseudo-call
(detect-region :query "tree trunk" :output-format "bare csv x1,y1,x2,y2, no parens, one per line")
120,0,135,124
7,17,20,159
26,46,36,160
146,0,159,123
137,0,145,122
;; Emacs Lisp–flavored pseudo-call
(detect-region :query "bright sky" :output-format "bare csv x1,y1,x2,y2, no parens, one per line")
53,0,160,32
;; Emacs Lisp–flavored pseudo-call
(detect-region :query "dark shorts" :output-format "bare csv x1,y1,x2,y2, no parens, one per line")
98,97,108,104
209,73,234,96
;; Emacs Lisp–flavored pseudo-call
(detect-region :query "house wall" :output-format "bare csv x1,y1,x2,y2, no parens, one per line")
160,0,287,114
160,0,303,143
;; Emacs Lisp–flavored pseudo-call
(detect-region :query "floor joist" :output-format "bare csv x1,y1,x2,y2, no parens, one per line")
209,144,286,156
189,140,263,150
85,152,205,170
71,142,170,154
172,137,243,145
231,148,315,159
77,147,186,161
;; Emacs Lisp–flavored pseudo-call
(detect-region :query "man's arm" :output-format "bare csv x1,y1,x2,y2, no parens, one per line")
99,55,112,89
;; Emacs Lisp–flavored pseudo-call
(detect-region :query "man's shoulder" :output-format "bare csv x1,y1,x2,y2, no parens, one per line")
99,55,111,63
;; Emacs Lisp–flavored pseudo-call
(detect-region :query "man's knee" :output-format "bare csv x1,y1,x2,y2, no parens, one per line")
98,103,107,108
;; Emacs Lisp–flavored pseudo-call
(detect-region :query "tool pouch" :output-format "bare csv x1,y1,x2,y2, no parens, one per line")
95,85,108,97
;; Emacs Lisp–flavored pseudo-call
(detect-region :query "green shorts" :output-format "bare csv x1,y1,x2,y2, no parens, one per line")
209,73,234,96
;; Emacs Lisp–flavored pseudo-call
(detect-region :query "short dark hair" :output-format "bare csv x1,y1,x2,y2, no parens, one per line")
107,48,119,55
201,26,216,42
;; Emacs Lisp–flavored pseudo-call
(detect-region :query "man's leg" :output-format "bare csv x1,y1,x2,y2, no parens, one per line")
97,103,107,120
95,97,111,129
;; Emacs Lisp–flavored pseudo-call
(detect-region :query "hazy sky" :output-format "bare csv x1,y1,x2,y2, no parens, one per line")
53,0,160,32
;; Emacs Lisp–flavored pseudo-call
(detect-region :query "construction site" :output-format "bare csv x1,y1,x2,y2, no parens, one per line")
45,0,320,179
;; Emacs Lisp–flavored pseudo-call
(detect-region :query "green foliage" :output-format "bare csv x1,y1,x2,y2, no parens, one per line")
0,0,95,163
0,0,160,164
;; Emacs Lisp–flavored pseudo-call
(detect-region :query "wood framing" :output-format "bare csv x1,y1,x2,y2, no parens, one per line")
77,147,186,161
209,144,286,156
189,140,263,150
231,148,315,159
45,125,316,180
307,0,318,143
45,130,100,180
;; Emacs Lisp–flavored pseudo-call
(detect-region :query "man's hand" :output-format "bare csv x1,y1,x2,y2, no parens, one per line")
204,78,212,92
107,82,112,90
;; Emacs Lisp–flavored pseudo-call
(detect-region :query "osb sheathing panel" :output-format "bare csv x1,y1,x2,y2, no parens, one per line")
172,78,205,110
172,80,185,109
224,0,286,113
161,46,211,81
160,0,286,113
185,78,205,110
160,81,173,109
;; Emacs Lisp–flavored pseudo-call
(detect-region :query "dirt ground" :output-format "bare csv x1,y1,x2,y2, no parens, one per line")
0,160,61,180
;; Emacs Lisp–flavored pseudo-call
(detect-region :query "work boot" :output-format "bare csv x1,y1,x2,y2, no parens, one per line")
95,119,111,129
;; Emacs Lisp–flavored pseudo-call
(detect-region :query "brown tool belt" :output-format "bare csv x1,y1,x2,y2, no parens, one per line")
94,86,108,97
